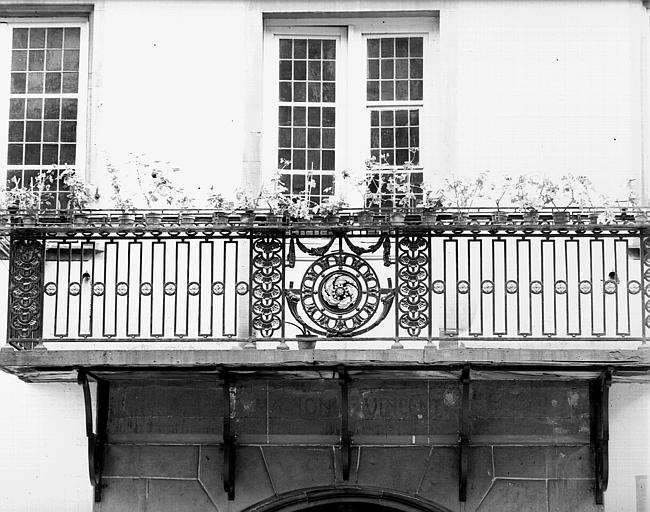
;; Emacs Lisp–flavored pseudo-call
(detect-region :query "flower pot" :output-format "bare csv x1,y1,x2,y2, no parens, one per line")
552,211,569,225
523,210,539,224
492,210,508,224
212,211,229,225
266,213,282,225
390,211,406,226
22,213,38,227
239,211,255,225
179,212,196,226
118,212,135,227
73,213,90,226
145,212,162,226
326,213,340,224
422,210,437,224
452,211,469,225
296,335,317,350
357,210,373,225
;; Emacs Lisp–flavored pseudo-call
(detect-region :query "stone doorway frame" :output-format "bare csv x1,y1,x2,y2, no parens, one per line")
241,486,453,512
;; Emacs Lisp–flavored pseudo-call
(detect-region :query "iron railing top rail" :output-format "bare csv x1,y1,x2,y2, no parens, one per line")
2,206,649,234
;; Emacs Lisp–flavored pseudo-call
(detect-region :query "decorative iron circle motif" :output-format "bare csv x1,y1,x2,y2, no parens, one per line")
457,280,470,294
116,282,128,296
212,281,224,295
645,301,650,313
628,280,642,295
300,253,380,334
645,268,650,281
188,282,200,296
505,280,518,294
432,280,445,294
645,315,650,329
92,282,105,296
44,282,57,296
481,280,494,294
644,252,650,267
644,237,650,251
164,282,176,296
140,283,152,296
554,280,567,295
236,282,249,295
579,280,592,294
69,282,81,296
530,280,543,294
603,280,617,294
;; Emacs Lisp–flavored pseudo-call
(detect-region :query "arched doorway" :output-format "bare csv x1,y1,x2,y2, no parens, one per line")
241,486,453,512
304,504,409,512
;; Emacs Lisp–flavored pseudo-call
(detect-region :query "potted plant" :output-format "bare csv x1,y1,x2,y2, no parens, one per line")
62,166,94,225
418,182,444,223
207,187,232,225
133,156,179,226
318,195,348,224
510,174,552,224
235,187,261,224
353,169,381,225
441,172,488,224
486,173,513,224
108,163,136,227
261,167,291,224
7,170,54,226
177,194,196,226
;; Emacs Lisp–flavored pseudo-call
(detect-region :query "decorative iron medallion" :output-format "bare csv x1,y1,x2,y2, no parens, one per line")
300,252,380,334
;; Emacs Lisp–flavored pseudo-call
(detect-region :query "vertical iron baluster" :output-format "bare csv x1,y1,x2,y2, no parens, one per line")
53,243,62,337
88,241,96,338
491,238,495,336
601,239,606,336
125,241,133,338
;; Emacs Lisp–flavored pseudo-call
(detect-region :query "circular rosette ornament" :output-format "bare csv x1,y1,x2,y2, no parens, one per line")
300,253,381,335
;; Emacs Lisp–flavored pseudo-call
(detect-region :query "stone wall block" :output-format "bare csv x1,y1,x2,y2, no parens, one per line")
147,480,218,512
429,382,461,435
417,447,461,512
464,447,495,512
493,446,547,478
470,382,590,438
355,446,430,494
548,480,604,512
262,446,336,493
97,478,146,512
108,384,222,438
199,445,274,511
350,381,428,437
103,445,199,478
545,446,593,479
232,380,267,435
269,381,340,436
476,480,547,512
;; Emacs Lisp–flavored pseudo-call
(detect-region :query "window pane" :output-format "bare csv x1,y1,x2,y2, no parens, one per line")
276,37,336,199
367,37,424,101
6,24,84,209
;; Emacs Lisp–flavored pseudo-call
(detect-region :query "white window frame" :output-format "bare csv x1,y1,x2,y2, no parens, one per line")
263,15,439,207
0,17,90,201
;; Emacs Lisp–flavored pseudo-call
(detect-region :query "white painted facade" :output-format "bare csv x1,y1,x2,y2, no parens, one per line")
0,0,650,510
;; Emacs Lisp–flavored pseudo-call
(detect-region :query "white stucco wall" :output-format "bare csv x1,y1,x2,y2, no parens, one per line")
1,0,650,510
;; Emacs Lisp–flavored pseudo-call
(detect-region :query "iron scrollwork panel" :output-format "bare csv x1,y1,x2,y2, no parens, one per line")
8,236,45,345
397,235,430,337
251,236,284,337
286,234,395,337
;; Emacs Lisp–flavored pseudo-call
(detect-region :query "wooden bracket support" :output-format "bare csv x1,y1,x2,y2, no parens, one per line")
338,365,352,481
77,369,109,503
459,365,471,502
222,371,236,501
590,367,612,505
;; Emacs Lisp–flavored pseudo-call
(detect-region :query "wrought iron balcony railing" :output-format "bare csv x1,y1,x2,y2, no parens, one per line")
5,208,650,349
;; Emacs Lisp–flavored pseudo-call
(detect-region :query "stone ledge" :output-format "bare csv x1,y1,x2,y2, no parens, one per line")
1,347,649,382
